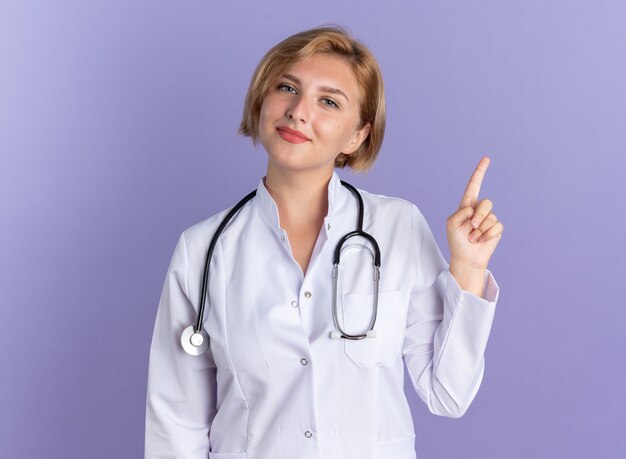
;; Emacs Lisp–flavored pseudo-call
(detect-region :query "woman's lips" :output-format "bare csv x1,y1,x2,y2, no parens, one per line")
276,126,310,144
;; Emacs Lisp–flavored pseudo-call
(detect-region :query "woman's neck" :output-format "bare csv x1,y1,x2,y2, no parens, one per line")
263,166,332,229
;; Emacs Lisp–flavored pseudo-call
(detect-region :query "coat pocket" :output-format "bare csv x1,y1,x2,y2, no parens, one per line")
342,290,405,368
373,434,416,459
208,452,247,458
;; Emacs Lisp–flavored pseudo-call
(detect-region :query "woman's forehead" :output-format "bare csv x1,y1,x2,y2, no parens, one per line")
280,54,361,95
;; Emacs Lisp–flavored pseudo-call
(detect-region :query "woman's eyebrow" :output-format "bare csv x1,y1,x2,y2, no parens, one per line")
319,85,349,103
282,73,350,102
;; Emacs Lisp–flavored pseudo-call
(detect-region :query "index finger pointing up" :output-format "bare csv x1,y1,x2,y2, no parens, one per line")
459,156,491,209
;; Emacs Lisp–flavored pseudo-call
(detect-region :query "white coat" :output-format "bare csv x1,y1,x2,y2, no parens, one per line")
145,171,499,459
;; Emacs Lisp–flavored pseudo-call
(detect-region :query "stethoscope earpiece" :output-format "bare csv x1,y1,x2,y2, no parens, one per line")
330,329,377,340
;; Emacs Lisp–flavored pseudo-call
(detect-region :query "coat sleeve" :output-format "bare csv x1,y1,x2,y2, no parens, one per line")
402,205,499,418
145,233,218,458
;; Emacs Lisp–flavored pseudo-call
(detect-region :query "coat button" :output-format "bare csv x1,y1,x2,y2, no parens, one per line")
291,300,298,308
304,431,313,438
304,291,312,298
300,358,308,366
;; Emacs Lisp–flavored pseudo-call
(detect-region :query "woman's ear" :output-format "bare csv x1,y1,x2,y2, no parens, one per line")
342,122,371,155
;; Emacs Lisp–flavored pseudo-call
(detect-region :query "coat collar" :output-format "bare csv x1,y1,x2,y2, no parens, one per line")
255,170,345,232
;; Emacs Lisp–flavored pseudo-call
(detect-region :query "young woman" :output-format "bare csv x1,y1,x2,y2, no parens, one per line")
145,26,502,459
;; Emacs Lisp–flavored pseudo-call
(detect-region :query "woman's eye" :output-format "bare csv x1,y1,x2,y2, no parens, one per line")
321,98,339,108
278,84,297,94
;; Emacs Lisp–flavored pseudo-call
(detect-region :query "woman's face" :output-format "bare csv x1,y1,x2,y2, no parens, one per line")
258,53,370,176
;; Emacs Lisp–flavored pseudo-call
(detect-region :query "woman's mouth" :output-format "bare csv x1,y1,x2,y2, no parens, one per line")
276,126,310,144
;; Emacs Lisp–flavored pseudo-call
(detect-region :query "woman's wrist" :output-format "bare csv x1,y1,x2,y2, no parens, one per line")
449,261,487,298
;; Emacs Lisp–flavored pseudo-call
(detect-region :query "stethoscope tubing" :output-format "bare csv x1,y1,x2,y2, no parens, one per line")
184,180,381,355
195,189,257,334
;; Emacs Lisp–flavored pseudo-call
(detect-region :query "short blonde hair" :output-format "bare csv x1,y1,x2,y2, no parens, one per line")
239,26,386,173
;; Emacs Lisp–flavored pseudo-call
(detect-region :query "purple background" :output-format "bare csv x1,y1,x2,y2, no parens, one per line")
1,1,625,458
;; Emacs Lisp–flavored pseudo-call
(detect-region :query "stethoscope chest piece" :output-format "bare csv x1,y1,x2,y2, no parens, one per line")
181,325,209,356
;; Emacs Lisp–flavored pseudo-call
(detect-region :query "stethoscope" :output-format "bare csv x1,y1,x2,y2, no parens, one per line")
181,180,381,356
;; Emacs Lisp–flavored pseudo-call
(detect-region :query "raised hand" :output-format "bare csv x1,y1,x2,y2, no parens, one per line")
446,156,503,275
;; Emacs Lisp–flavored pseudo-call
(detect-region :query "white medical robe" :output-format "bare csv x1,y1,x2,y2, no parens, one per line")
145,171,499,459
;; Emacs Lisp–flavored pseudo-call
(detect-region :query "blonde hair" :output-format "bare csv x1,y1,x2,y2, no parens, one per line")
239,26,385,173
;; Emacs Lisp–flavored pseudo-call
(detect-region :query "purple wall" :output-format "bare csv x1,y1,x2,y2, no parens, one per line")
1,1,625,458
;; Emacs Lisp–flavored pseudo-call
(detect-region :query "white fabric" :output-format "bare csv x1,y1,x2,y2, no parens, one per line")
145,171,499,459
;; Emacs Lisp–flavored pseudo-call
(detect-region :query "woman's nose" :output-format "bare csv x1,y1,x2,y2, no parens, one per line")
286,95,310,123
